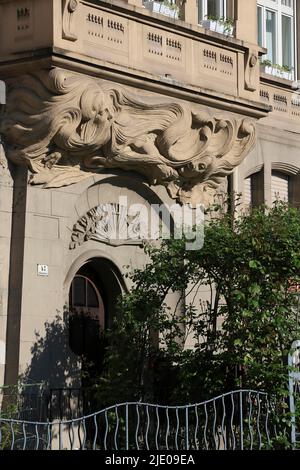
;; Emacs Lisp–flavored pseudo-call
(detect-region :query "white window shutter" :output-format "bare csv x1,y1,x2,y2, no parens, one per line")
271,173,289,203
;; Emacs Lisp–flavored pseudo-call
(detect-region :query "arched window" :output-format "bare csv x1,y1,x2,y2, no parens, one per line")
70,275,105,329
69,274,105,358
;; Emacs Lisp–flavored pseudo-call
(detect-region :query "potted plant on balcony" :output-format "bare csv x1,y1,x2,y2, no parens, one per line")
223,17,234,36
261,59,294,81
201,15,234,36
281,65,294,81
143,1,179,19
260,59,273,76
161,0,179,18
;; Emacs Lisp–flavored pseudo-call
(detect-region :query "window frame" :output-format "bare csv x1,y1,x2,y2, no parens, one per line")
257,0,297,77
198,0,227,22
271,170,290,204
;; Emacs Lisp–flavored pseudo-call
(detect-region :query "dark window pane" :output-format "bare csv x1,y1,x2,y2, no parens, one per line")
69,315,84,355
282,14,293,68
207,0,224,18
266,10,276,64
257,6,263,46
73,276,86,307
87,281,99,308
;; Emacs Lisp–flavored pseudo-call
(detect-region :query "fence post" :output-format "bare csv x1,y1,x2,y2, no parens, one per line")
125,403,129,450
239,391,243,450
185,408,189,450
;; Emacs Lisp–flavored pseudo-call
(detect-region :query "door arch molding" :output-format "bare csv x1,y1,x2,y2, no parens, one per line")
64,249,127,295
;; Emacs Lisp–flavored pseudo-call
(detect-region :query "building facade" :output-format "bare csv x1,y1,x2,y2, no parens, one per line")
0,0,299,392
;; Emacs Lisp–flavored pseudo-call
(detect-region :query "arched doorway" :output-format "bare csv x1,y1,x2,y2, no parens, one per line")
68,258,123,389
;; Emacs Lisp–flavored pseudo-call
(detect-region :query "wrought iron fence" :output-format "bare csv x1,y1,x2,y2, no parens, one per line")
0,386,97,423
289,340,300,446
0,390,285,450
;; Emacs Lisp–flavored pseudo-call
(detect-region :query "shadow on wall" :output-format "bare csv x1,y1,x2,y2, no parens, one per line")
21,309,81,389
16,309,105,420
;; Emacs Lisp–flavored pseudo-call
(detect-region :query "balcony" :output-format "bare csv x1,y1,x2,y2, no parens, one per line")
0,0,268,120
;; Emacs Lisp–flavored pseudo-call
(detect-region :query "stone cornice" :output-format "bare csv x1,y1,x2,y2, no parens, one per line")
0,53,270,120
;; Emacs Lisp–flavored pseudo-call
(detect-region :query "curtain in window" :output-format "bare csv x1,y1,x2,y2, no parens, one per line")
198,0,224,21
207,0,224,18
257,6,263,47
282,14,293,68
266,9,276,64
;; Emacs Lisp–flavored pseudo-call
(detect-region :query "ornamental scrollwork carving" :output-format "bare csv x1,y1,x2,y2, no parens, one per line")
62,0,79,41
0,68,256,207
70,204,144,249
245,49,259,92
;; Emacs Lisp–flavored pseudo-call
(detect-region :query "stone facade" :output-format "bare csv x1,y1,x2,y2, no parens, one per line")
0,0,299,390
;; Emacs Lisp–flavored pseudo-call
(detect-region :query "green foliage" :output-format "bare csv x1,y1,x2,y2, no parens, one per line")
260,58,294,73
205,15,234,33
95,202,300,443
162,0,178,11
0,386,20,450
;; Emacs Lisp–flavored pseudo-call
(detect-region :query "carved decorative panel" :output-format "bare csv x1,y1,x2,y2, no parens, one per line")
143,26,185,68
70,204,145,249
82,4,129,58
15,0,33,41
291,98,300,118
260,84,300,122
198,44,237,93
273,94,288,113
260,89,270,104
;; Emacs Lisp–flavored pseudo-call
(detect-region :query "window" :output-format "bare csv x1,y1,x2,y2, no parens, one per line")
271,171,289,203
244,177,253,207
243,170,264,208
69,274,106,357
257,0,296,75
70,275,104,316
198,0,226,22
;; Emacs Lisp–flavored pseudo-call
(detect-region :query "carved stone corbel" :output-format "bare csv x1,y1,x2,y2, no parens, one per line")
245,49,259,92
0,67,256,207
62,0,79,41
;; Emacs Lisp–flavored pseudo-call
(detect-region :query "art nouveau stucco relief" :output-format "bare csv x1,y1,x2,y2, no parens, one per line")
70,203,145,250
0,68,256,206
